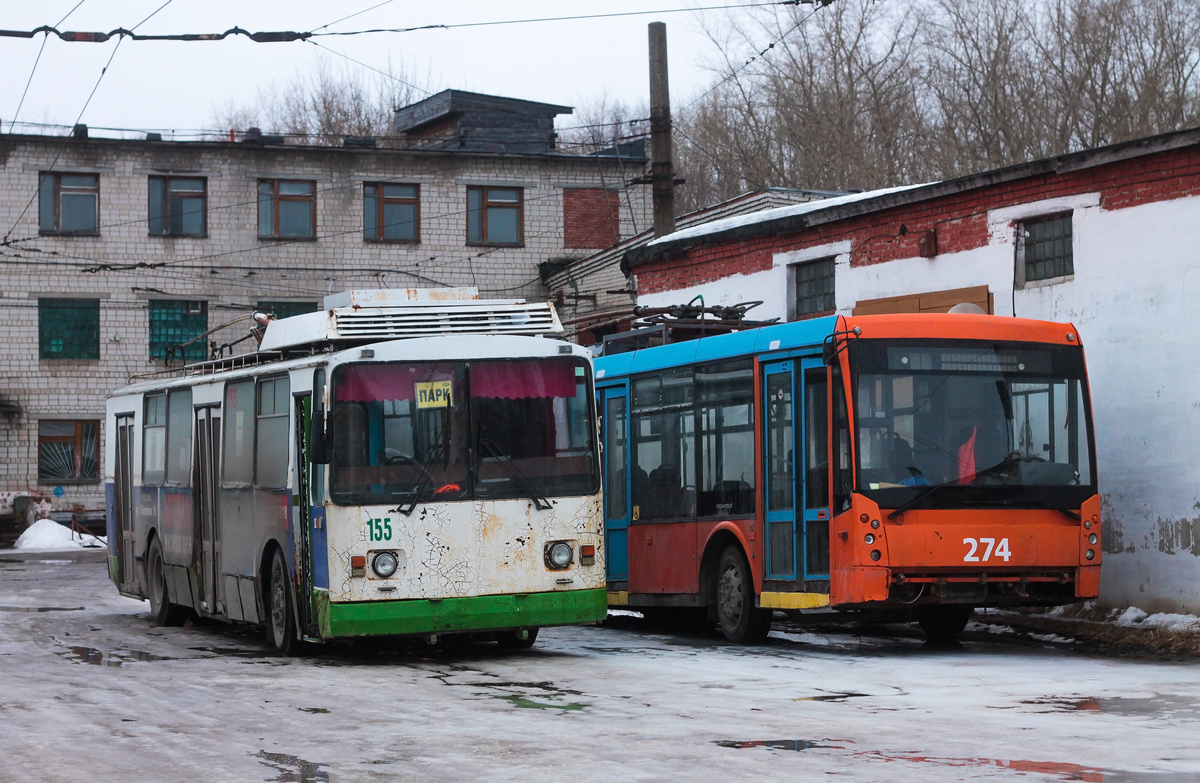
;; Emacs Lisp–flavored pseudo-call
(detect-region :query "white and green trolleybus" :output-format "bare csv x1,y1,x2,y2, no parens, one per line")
104,289,606,654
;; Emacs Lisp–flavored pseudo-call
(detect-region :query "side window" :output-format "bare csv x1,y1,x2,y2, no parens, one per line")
258,179,316,239
165,389,193,485
631,369,695,521
256,377,291,489
222,380,256,486
696,360,755,518
148,176,206,236
39,173,99,235
143,393,167,486
311,369,326,505
604,394,628,522
364,183,419,242
832,365,852,513
1017,213,1073,286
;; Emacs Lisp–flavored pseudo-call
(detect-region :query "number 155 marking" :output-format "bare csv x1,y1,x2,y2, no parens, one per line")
963,537,1011,562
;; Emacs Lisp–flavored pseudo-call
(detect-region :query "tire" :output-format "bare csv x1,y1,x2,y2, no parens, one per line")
918,605,973,640
715,545,772,643
266,548,302,656
146,536,188,627
496,628,539,649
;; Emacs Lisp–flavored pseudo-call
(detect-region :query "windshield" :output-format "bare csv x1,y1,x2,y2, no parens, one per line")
850,339,1095,509
329,358,597,506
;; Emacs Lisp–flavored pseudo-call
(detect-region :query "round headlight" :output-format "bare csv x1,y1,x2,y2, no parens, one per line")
546,541,573,569
1088,533,1098,545
870,549,882,562
864,533,875,544
372,551,399,578
1085,549,1095,561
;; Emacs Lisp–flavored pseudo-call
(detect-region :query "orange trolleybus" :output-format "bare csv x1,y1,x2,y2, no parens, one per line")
594,312,1099,642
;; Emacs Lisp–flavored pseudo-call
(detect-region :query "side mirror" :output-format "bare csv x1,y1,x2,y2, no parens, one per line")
309,409,332,465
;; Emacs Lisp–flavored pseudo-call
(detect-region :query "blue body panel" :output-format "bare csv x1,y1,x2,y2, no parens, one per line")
311,506,329,589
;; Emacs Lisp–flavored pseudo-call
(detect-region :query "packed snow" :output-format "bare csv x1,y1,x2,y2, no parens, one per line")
1115,606,1200,632
13,518,105,551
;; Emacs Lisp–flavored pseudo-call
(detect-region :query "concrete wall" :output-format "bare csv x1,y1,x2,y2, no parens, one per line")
0,135,649,510
634,150,1200,613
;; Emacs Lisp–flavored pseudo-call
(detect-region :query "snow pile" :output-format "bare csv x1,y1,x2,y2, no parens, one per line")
13,519,105,552
1114,606,1200,632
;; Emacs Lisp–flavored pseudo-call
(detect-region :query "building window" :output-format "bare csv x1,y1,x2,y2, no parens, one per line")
256,300,319,320
38,420,98,484
1018,214,1073,284
467,186,523,246
792,257,836,319
364,183,419,242
149,176,206,236
39,173,99,235
149,300,208,363
38,298,99,360
258,179,315,239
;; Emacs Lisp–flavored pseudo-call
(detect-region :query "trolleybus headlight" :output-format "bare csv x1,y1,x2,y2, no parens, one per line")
1088,533,1098,545
372,551,400,578
545,541,574,570
864,533,875,544
1085,549,1095,561
870,550,882,562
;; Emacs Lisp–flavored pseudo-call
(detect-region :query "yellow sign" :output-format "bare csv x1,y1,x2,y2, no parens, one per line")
415,381,453,408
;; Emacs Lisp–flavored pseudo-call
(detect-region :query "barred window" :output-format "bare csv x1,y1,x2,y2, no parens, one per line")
1019,214,1073,283
39,298,99,360
149,300,208,363
792,257,835,319
38,420,99,484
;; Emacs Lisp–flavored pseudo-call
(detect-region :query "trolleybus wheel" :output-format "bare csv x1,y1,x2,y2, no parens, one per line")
266,548,302,656
715,545,772,643
146,536,187,627
917,605,973,640
496,628,539,649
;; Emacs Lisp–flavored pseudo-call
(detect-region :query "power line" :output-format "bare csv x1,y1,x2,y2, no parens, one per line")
305,39,433,97
314,0,397,33
10,1,88,133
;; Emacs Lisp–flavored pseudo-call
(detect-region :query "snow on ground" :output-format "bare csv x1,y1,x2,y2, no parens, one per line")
13,518,106,551
1115,606,1200,632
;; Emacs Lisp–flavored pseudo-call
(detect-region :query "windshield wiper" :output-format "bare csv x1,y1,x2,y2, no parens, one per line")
887,479,958,519
479,439,552,511
391,435,447,517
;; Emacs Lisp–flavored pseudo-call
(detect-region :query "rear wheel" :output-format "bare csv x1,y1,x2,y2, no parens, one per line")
266,548,302,656
918,605,973,640
146,536,187,627
715,545,772,643
496,628,539,649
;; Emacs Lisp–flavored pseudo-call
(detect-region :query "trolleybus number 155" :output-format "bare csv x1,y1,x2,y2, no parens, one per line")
963,537,1011,563
368,517,394,542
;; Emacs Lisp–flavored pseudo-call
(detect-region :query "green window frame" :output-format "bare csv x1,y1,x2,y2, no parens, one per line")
149,300,208,363
39,172,99,235
364,183,420,242
148,176,207,236
256,300,319,320
38,298,99,360
467,186,523,246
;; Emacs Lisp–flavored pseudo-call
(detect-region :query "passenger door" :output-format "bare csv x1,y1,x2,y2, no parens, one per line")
600,386,630,583
293,394,315,636
194,406,223,614
114,413,138,592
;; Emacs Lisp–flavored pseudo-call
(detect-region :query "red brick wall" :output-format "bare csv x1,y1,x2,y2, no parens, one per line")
564,188,620,249
637,145,1200,294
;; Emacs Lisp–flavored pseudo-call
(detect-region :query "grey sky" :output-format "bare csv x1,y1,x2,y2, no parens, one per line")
0,1,744,138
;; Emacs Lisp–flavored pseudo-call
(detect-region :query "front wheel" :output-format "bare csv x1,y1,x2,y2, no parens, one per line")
715,545,772,643
146,536,187,627
918,605,973,640
266,549,302,656
496,628,539,650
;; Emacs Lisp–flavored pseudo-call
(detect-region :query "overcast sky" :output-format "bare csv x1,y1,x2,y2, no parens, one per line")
0,1,750,138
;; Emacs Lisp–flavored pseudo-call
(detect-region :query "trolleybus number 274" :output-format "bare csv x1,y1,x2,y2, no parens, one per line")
963,537,1011,562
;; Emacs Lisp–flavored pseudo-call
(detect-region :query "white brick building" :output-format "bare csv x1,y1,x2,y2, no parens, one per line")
0,95,649,511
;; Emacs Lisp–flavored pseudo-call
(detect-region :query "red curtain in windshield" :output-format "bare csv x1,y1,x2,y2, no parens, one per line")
471,361,577,399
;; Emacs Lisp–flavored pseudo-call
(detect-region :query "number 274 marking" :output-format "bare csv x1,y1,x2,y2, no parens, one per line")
963,537,1011,562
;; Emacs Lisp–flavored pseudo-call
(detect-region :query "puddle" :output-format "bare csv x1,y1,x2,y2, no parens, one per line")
188,645,269,659
56,645,174,667
299,707,330,714
1020,695,1200,718
495,694,587,713
794,691,871,702
715,739,847,751
0,605,85,613
255,750,329,783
